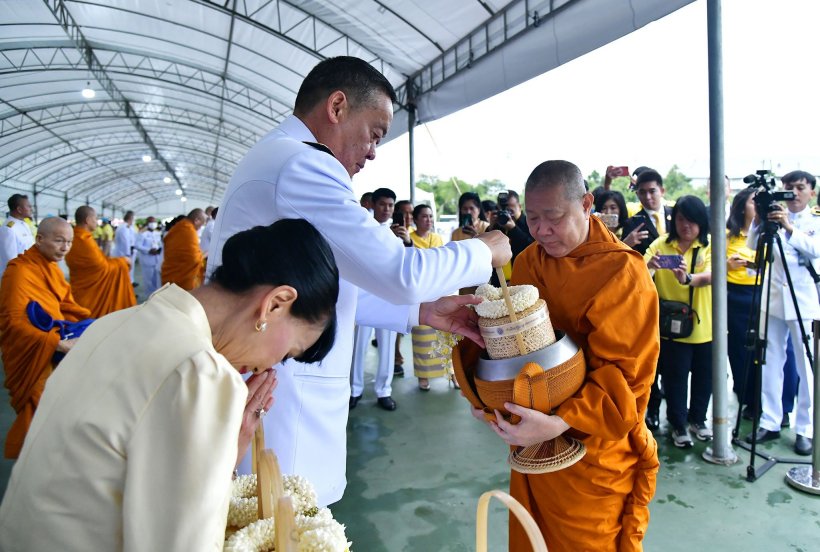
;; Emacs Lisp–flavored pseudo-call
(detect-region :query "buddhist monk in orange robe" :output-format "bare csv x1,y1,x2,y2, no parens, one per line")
65,206,136,318
475,161,660,552
161,208,207,291
0,217,91,458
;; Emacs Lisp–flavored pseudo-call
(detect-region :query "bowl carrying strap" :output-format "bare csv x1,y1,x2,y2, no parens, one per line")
511,362,550,424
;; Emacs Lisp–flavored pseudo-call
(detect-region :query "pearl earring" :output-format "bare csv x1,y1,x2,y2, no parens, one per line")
255,320,267,332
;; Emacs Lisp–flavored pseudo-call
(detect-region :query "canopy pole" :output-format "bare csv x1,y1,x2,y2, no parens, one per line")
408,103,417,205
32,185,39,223
703,0,737,467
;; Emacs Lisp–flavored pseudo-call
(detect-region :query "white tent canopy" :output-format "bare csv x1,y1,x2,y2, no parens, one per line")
0,0,692,218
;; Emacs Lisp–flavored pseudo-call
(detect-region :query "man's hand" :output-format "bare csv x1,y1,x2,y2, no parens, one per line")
768,205,794,233
236,369,277,469
55,338,78,354
623,222,648,247
475,230,512,267
391,224,411,244
419,294,485,347
489,403,571,447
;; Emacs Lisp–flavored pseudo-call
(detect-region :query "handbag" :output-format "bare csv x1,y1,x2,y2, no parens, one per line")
658,247,700,339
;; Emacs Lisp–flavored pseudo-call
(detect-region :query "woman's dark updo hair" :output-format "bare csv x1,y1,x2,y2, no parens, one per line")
210,219,339,364
667,195,710,247
412,204,433,220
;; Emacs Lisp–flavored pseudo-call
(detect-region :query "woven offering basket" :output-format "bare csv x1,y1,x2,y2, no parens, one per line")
479,299,556,360
453,334,587,474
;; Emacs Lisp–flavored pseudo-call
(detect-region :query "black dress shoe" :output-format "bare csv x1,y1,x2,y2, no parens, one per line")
377,396,397,411
645,413,659,431
745,427,780,444
781,413,790,428
393,365,405,377
795,435,813,456
349,395,362,409
741,405,756,421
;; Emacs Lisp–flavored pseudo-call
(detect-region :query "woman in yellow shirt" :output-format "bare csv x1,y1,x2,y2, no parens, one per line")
726,189,798,422
450,191,490,242
593,189,628,239
645,195,712,448
409,205,454,391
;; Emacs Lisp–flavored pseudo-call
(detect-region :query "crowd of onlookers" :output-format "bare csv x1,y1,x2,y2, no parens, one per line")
356,164,817,456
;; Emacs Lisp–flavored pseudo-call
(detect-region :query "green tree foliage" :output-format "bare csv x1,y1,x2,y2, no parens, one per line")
416,175,508,216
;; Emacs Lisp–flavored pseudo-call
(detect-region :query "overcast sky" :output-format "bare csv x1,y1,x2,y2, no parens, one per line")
353,0,819,199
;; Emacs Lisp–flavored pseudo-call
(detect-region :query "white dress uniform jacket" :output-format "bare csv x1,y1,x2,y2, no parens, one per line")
208,115,491,505
112,222,137,281
747,206,820,437
200,218,215,253
0,284,246,551
135,229,163,295
0,217,34,278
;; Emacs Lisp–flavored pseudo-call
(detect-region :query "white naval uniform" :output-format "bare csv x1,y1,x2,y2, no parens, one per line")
135,229,163,296
208,115,491,506
112,223,137,282
748,206,820,437
351,220,398,399
0,217,35,278
199,218,214,254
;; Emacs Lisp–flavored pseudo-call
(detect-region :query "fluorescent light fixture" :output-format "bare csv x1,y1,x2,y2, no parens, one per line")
180,196,188,202
163,176,171,184
175,189,183,196
142,154,152,162
81,84,95,99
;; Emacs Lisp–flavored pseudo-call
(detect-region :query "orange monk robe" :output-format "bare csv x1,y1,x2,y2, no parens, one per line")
161,219,204,291
0,246,91,458
509,216,660,552
65,227,136,318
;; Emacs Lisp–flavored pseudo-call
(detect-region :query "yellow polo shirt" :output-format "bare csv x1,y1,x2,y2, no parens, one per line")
645,237,712,344
726,231,756,286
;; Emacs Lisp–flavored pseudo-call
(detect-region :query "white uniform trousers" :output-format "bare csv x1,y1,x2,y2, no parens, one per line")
140,260,160,296
761,316,814,437
351,325,396,399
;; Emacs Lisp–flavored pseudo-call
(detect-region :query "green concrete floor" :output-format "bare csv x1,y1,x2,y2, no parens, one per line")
1,316,818,550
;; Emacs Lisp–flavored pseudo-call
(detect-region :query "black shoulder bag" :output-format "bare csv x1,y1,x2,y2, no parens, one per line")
658,247,701,339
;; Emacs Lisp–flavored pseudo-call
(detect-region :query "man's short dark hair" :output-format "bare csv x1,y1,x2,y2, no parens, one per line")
782,170,816,190
636,169,663,189
632,166,653,178
8,194,28,212
371,187,396,204
294,57,397,115
507,190,520,202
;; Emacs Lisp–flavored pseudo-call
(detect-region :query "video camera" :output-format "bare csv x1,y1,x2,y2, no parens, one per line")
496,192,512,226
744,170,795,233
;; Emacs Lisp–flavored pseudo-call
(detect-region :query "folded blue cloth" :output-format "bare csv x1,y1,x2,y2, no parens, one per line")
26,301,95,362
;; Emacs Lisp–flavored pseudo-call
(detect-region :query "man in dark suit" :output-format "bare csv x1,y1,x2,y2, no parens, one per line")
621,169,673,255
620,168,673,431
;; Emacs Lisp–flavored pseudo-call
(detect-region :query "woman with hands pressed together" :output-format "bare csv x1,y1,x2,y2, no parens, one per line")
0,219,339,552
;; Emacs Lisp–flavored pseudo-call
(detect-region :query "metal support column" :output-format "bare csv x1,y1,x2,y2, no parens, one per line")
703,0,737,466
408,104,416,205
32,185,39,223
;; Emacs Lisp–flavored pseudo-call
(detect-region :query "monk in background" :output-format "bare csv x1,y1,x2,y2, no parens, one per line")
0,217,92,458
472,160,660,551
161,208,206,290
65,206,136,318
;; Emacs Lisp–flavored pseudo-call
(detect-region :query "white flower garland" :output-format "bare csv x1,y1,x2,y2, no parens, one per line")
474,284,539,319
226,474,350,551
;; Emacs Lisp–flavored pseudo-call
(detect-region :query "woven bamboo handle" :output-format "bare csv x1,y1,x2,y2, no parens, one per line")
496,268,527,356
275,496,298,552
476,490,547,552
251,423,265,475
256,449,284,520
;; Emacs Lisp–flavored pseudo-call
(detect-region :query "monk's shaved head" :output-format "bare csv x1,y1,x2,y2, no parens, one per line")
74,205,96,227
188,208,207,230
525,160,586,202
35,216,74,262
37,216,72,237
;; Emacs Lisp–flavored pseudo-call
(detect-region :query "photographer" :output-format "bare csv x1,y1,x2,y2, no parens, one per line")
490,190,534,261
745,170,820,456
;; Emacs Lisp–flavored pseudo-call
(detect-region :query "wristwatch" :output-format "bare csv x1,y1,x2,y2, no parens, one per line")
684,273,693,286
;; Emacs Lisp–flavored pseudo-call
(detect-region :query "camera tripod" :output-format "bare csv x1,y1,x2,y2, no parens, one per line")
732,216,813,481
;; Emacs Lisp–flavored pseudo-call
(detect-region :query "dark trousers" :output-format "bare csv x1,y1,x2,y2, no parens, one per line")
726,283,799,413
658,339,713,429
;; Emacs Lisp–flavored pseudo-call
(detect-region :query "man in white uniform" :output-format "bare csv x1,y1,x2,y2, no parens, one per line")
0,194,35,278
746,170,820,456
199,206,216,255
350,187,400,411
134,216,163,296
208,56,509,506
112,210,137,284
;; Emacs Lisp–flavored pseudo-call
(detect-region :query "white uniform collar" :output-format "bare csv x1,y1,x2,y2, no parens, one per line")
278,114,317,142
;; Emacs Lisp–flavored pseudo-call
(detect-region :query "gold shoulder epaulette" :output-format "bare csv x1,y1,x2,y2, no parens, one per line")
302,141,335,157
812,206,820,216
6,220,14,228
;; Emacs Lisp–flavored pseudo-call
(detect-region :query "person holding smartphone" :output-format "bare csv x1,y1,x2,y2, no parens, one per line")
450,191,489,242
